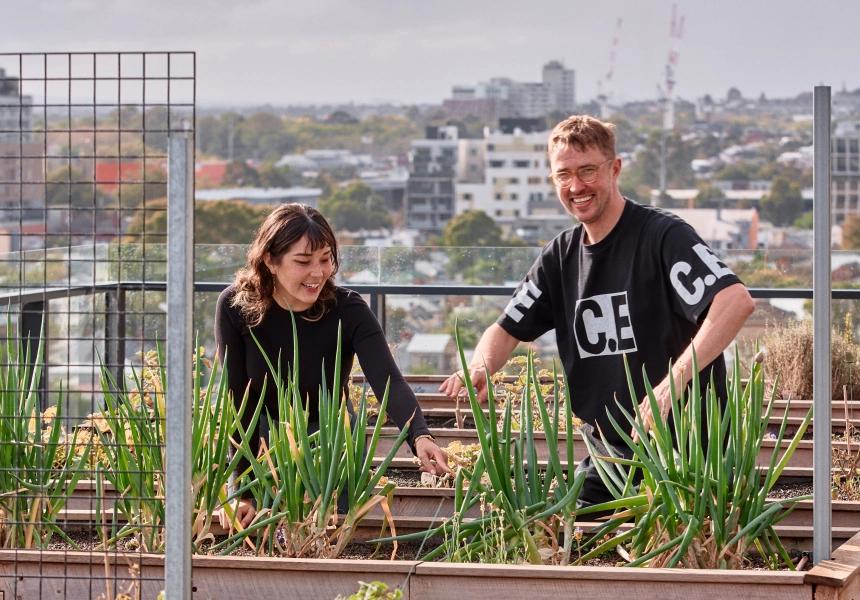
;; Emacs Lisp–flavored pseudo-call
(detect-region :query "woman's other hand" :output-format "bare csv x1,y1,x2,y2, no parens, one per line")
217,498,256,530
414,437,452,476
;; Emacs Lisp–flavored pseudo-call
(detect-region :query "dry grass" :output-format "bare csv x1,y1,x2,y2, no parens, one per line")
763,318,858,400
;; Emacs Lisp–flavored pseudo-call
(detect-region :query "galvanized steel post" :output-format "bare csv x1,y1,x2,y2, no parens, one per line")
166,133,194,597
813,85,832,564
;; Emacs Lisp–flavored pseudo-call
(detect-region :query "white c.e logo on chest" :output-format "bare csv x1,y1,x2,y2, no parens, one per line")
670,243,734,305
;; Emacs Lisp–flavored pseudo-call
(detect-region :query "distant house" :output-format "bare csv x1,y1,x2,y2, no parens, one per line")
662,207,759,250
195,161,228,188
194,187,322,208
405,333,456,374
95,161,142,193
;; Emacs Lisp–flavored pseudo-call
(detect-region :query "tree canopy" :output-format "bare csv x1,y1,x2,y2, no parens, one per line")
124,199,270,245
760,176,804,226
440,210,505,247
319,182,392,231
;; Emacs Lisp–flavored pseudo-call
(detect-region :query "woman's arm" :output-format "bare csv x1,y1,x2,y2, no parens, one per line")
214,289,258,526
345,292,451,475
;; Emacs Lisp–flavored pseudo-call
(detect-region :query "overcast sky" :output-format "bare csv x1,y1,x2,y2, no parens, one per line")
3,0,857,107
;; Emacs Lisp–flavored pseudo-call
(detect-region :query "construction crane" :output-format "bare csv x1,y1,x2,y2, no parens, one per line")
658,3,685,200
597,18,623,119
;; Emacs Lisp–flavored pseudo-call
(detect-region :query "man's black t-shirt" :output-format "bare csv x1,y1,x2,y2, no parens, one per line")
497,199,743,446
215,285,431,450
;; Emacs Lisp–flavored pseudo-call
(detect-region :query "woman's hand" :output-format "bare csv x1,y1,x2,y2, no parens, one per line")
217,498,256,530
414,437,452,476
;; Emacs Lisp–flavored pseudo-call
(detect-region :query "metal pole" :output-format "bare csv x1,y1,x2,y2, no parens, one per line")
813,85,832,564
165,133,193,597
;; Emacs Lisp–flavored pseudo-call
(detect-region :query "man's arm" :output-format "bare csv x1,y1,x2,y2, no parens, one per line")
439,323,520,402
634,283,755,441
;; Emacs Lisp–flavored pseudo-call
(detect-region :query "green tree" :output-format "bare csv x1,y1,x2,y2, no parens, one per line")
257,161,305,188
760,176,804,226
319,182,392,231
694,182,726,209
221,158,261,187
441,210,504,247
113,166,168,209
842,215,860,250
124,199,270,245
794,211,814,229
46,166,111,208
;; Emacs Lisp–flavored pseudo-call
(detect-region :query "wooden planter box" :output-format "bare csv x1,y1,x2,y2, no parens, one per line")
5,530,860,600
371,427,825,470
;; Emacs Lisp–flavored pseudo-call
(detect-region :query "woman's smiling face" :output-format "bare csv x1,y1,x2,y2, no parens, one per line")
265,234,334,312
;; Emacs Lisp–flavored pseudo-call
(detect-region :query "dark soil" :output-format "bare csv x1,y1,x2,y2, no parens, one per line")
768,480,813,499
42,528,809,570
385,468,426,487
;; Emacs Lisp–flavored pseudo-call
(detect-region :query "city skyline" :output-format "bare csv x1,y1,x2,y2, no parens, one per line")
3,0,858,107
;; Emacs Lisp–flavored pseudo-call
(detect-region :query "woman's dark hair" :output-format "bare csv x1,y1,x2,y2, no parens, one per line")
231,203,339,326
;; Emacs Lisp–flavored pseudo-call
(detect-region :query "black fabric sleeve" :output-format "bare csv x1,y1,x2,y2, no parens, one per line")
496,245,556,342
214,287,259,499
342,290,431,453
661,224,744,323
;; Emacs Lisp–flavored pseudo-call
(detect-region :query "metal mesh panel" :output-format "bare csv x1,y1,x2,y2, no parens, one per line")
0,52,195,599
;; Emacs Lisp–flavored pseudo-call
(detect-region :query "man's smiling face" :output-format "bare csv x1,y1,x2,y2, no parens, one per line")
549,144,620,228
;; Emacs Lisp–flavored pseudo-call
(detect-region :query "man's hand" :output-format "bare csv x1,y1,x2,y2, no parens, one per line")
438,324,520,404
217,497,256,530
439,366,490,403
632,366,685,443
414,436,452,476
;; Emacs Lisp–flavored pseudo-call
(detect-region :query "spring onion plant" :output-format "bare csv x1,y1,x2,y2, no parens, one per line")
96,340,262,552
581,347,812,569
210,316,408,559
381,328,590,565
0,316,90,549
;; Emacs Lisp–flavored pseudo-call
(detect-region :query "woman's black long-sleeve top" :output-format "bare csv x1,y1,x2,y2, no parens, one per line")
215,285,431,464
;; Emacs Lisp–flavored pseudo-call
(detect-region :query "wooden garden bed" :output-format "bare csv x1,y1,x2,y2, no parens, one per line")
371,427,828,469
5,529,860,600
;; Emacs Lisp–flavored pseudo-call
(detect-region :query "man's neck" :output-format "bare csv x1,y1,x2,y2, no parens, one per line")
582,193,627,245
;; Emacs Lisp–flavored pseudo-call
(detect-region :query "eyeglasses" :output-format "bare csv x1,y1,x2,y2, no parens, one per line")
548,158,614,187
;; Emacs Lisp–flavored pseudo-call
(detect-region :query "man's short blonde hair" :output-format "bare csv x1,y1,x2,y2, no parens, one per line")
548,115,616,160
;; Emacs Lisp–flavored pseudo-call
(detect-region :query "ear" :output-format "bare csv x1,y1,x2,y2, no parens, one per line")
611,157,622,180
263,252,276,274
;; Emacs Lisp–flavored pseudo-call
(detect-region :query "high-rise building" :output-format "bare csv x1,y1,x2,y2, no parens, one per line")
542,60,576,115
444,61,576,122
0,68,44,239
832,122,860,225
406,126,459,236
0,68,34,144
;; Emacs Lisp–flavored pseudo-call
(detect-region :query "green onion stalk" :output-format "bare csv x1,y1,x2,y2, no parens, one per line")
380,325,597,565
95,337,262,553
582,345,812,569
0,313,91,549
211,312,407,559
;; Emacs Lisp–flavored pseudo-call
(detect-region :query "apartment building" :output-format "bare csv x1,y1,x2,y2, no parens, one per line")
542,60,576,114
444,61,576,122
405,126,458,236
832,121,860,224
455,120,568,242
0,68,44,236
0,68,34,144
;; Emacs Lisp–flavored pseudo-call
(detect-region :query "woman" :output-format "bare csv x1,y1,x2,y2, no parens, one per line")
215,203,450,527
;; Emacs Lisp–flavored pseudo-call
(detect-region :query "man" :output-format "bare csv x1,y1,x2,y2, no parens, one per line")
440,115,755,508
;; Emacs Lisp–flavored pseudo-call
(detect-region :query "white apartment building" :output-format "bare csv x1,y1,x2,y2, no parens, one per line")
455,127,567,241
